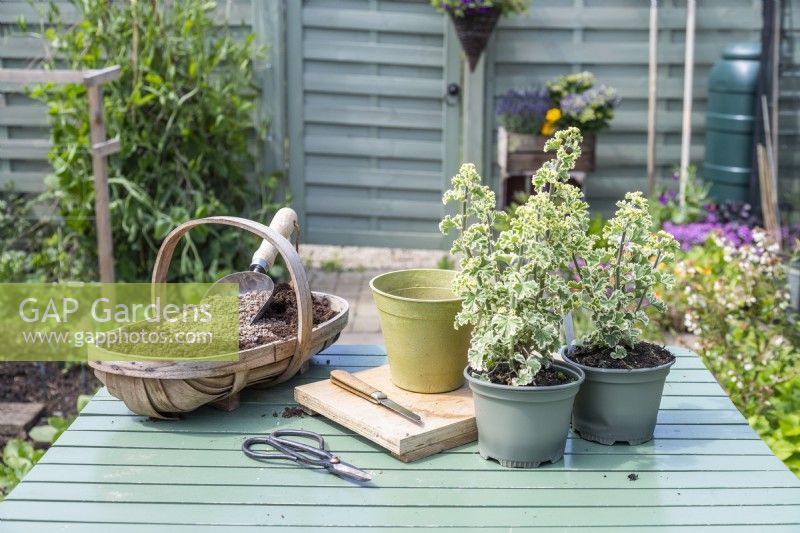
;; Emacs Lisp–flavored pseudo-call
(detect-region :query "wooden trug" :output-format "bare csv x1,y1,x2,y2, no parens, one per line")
89,216,349,419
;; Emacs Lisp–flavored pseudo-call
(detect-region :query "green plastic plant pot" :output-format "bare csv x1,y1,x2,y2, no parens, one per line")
465,362,585,468
562,346,676,446
370,269,469,393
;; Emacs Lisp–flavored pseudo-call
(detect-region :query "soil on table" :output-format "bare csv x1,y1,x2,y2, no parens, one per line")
470,363,577,386
568,341,675,370
239,283,337,350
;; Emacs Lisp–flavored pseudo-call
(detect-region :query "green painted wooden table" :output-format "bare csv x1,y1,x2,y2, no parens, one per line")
2,345,799,531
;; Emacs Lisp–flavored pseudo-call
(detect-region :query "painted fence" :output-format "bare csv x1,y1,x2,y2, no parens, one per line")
482,0,763,215
0,0,765,248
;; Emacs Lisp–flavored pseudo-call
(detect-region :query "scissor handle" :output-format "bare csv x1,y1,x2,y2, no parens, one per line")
242,430,373,483
242,430,332,468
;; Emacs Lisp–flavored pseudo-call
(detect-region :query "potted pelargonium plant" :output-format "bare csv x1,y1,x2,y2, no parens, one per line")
432,0,528,71
563,192,681,445
440,128,590,468
497,72,619,206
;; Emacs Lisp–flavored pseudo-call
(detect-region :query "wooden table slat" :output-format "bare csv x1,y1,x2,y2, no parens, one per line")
1,344,798,530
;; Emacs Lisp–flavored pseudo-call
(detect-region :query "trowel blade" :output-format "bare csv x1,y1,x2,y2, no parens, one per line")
207,271,275,325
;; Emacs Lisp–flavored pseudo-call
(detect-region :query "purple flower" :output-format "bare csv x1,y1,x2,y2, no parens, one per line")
496,87,552,117
496,87,553,134
662,220,753,251
659,190,678,206
624,282,635,293
560,85,619,116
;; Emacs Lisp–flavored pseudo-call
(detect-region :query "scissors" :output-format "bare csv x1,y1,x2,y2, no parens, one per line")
242,429,372,482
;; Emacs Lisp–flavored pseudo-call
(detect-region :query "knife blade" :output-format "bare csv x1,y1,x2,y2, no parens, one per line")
329,370,423,425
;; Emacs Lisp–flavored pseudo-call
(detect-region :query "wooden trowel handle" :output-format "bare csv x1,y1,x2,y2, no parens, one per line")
330,370,382,404
250,207,298,272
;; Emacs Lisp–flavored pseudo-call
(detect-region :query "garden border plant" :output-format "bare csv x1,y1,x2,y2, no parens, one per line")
564,192,680,445
679,230,800,473
440,128,590,467
24,0,281,282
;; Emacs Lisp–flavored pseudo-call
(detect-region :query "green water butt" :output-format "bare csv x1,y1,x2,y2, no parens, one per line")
370,269,469,393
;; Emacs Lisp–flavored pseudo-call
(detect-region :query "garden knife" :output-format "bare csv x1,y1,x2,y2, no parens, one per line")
330,370,423,425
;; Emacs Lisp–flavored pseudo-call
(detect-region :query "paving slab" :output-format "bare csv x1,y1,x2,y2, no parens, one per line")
0,402,44,435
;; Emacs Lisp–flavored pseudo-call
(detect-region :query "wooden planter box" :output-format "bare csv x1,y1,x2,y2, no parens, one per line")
497,127,596,207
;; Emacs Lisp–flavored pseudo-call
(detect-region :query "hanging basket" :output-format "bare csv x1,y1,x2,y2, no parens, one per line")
450,8,501,71
88,216,349,419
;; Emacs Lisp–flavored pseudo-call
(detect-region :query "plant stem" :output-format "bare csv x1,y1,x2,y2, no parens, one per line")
460,196,471,259
571,253,584,282
634,249,662,313
615,228,627,294
613,227,628,310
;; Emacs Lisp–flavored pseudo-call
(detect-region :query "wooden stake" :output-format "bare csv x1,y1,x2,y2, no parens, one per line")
646,0,659,196
678,0,696,209
86,84,115,282
757,144,780,245
760,95,781,247
0,66,121,281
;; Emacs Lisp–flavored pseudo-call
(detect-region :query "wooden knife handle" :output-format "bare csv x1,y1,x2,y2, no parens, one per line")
330,370,381,404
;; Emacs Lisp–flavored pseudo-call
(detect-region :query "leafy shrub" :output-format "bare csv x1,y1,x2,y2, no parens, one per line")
0,185,88,282
578,192,678,358
28,0,280,282
440,128,594,385
680,231,800,474
0,439,44,500
28,395,93,445
0,394,93,500
651,166,709,226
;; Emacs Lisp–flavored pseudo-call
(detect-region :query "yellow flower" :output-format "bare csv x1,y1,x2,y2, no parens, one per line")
545,108,561,122
540,122,554,136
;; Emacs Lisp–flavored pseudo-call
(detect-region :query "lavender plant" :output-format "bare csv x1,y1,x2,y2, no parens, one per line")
441,128,594,385
578,192,679,359
496,87,553,135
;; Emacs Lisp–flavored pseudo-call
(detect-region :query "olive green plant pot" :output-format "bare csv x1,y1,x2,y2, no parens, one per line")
370,269,469,393
563,346,676,446
465,362,585,468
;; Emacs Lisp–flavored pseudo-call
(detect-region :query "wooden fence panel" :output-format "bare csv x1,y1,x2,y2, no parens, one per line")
286,0,461,249
483,0,763,215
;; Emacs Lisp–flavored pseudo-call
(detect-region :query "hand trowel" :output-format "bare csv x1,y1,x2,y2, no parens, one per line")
210,207,298,324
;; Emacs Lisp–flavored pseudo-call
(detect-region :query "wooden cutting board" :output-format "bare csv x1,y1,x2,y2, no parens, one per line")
294,365,476,462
